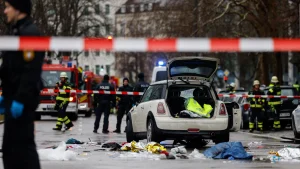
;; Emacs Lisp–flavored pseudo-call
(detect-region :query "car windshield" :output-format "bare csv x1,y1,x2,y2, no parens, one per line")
41,71,71,88
281,88,295,96
156,71,167,81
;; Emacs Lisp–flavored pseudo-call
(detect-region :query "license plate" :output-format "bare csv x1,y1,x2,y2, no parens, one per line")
280,113,290,117
47,105,55,110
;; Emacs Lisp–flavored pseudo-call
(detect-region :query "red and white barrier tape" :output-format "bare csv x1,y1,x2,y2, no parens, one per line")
218,94,300,99
2,36,300,52
41,89,144,96
40,89,300,98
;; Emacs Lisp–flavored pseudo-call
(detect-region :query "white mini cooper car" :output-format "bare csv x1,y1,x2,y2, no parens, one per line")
126,57,241,146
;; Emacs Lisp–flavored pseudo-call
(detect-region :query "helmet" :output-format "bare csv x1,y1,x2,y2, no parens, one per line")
60,72,68,78
230,83,236,88
253,80,260,86
271,76,279,83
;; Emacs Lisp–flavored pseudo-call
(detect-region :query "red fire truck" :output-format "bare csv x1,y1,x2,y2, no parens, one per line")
36,63,83,121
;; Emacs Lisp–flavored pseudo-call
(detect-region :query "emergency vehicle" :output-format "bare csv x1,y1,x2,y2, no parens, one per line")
36,62,83,121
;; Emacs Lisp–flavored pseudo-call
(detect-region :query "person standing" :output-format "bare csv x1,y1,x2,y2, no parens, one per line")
267,76,282,131
93,75,115,134
248,80,265,133
52,72,74,131
133,73,149,103
0,0,43,168
113,78,133,133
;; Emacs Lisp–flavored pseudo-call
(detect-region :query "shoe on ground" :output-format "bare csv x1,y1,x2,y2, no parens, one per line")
93,130,98,134
65,124,74,131
102,130,109,134
249,129,254,133
113,130,121,133
53,128,61,131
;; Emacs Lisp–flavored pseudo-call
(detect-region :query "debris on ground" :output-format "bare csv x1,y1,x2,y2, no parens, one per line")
247,141,263,149
170,146,187,154
145,142,167,154
121,141,145,152
203,142,253,160
66,138,84,144
277,148,300,160
189,149,206,159
38,141,78,161
101,142,122,151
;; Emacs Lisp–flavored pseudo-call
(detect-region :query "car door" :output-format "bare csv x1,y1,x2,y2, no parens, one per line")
132,86,154,132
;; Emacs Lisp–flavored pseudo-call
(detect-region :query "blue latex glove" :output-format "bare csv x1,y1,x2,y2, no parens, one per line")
0,97,4,115
10,101,24,119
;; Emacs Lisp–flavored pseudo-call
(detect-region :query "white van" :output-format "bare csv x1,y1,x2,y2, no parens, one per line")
151,66,167,83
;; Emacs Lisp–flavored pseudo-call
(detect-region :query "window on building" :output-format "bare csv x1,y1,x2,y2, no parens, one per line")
106,65,110,75
83,7,89,15
105,25,110,35
95,5,100,15
84,51,89,57
105,4,110,15
106,51,111,56
84,65,89,71
95,51,100,56
130,4,135,12
140,4,144,12
121,5,126,13
95,65,100,75
148,3,153,10
144,4,148,10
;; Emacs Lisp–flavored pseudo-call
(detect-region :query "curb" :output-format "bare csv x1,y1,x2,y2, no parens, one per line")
237,131,290,141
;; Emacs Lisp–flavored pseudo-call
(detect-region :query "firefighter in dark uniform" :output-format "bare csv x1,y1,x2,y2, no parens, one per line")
52,72,74,131
248,80,265,133
93,75,115,134
293,81,300,95
0,1,43,168
227,83,236,94
267,76,281,131
113,78,133,133
133,73,149,103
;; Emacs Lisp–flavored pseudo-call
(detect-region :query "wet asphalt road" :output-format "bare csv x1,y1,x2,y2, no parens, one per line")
0,114,299,169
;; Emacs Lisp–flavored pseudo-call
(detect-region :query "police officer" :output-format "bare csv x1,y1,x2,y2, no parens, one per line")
114,78,133,133
267,76,281,131
53,72,74,131
248,80,265,133
133,73,149,103
93,75,115,134
0,0,43,168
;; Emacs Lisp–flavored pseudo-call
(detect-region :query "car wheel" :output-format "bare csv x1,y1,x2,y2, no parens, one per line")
186,139,209,148
85,110,92,117
281,121,288,130
147,118,161,143
126,118,138,142
292,116,300,139
35,112,41,121
214,132,230,144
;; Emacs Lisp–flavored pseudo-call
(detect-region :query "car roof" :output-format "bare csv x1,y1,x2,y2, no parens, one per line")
153,66,166,71
150,80,210,86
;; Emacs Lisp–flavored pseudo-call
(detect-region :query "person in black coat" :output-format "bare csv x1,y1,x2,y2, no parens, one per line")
113,78,133,133
133,73,149,103
0,0,44,169
93,75,115,134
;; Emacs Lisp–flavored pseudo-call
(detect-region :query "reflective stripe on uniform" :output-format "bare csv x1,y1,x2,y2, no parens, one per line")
56,97,69,101
249,122,254,129
268,101,281,105
258,122,263,129
273,121,281,128
250,104,263,108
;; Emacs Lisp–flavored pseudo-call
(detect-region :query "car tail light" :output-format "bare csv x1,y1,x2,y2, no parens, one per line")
244,103,250,111
188,128,199,133
157,102,166,114
219,103,227,115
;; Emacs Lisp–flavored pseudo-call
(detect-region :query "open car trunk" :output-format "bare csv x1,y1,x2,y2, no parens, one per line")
166,85,215,118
